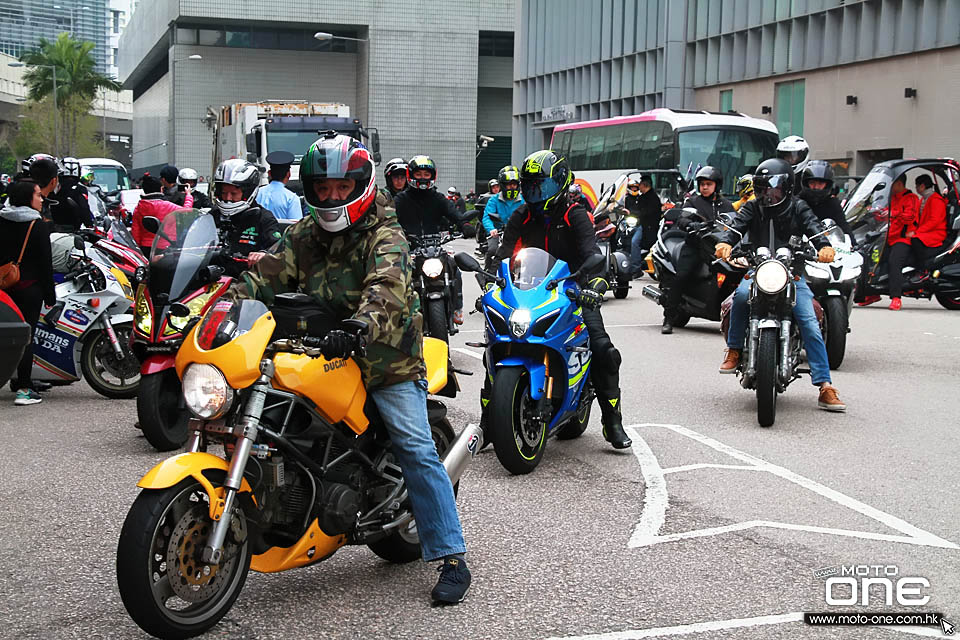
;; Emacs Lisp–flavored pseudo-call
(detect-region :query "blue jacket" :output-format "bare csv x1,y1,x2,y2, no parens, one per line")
482,194,524,233
256,181,302,220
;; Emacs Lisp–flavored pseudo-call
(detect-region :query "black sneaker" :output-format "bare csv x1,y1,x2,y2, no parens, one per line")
431,555,471,604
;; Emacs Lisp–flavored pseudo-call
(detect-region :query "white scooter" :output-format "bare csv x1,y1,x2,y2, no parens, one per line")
803,218,863,369
30,236,140,398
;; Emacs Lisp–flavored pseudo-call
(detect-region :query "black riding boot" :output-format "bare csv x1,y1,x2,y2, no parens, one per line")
597,391,632,449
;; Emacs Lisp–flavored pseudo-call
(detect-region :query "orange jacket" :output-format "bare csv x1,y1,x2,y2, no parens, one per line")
887,189,919,247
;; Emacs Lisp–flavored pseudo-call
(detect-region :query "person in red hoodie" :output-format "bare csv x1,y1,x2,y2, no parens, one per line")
131,174,194,255
859,174,919,309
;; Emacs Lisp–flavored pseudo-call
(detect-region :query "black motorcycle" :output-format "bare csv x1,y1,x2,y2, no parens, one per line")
594,210,632,299
719,232,830,428
411,233,458,343
642,208,746,327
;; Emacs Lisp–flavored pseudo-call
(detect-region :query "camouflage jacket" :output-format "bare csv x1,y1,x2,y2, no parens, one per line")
233,192,425,389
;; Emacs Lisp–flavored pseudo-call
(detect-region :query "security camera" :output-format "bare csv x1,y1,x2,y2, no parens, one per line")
478,135,495,144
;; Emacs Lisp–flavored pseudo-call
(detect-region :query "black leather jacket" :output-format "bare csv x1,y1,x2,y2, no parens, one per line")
716,197,830,251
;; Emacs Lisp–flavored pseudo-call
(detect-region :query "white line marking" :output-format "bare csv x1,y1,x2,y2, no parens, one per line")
605,321,713,329
628,423,958,550
625,426,667,548
451,347,483,360
546,611,803,639
661,463,760,475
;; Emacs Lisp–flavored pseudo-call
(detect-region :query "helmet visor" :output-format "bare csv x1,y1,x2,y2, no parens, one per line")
778,148,808,166
754,173,791,208
521,176,563,205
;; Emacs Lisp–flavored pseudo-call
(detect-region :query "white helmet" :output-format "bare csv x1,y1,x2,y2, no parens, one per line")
59,157,81,178
212,159,261,218
776,135,810,175
177,167,199,186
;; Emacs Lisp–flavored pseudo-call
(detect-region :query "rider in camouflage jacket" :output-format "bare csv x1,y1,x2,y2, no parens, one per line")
232,190,425,389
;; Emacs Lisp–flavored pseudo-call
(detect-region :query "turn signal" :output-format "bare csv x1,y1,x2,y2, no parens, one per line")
89,298,100,308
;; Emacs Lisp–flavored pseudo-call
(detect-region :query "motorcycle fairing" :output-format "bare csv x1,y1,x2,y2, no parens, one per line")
272,352,369,435
176,311,276,390
495,357,547,401
249,518,346,574
141,354,176,375
423,336,451,395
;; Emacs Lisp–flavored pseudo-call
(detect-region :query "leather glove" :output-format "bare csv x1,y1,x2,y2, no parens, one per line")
320,330,363,360
818,247,836,263
577,288,604,310
715,243,733,260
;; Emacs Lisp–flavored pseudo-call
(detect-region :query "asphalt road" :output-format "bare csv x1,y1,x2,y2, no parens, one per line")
1,237,958,639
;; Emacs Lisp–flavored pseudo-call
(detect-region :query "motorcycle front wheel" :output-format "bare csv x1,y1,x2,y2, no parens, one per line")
80,325,140,399
490,367,547,474
755,328,778,428
823,297,848,369
138,369,191,451
117,479,251,640
425,298,449,344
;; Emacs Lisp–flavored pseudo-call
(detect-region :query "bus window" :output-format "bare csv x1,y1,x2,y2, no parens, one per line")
676,128,777,192
569,129,588,168
600,124,624,169
622,121,667,170
551,130,569,157
585,132,604,170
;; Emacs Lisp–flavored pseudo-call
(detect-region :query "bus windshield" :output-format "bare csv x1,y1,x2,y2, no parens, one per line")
676,128,777,193
82,165,131,192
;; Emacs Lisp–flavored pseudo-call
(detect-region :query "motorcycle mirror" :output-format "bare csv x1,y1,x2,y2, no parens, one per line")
168,302,190,318
873,182,887,192
142,216,161,234
202,264,225,283
454,252,482,272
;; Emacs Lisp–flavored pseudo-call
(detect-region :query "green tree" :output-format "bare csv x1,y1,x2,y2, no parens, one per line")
14,97,111,161
20,32,121,157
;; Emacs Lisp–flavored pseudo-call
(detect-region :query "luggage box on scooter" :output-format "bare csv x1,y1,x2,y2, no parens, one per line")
269,292,338,340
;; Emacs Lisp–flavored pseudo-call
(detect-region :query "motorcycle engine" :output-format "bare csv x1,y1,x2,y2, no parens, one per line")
319,483,361,535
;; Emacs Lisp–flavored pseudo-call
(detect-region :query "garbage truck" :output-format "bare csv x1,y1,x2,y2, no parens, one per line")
211,101,380,194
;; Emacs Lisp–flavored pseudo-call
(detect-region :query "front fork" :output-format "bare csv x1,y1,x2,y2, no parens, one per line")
200,358,273,564
100,315,126,359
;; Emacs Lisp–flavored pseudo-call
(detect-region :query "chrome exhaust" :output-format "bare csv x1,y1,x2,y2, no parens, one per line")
441,423,484,485
641,285,663,303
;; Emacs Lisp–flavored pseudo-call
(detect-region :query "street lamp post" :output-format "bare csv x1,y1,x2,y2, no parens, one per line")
313,31,369,43
9,62,58,155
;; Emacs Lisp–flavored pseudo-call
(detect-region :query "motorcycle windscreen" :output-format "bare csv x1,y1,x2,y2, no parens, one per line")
510,247,559,290
149,210,218,301
196,298,270,351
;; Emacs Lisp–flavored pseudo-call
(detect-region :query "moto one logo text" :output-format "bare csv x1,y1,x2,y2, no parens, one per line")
825,566,930,606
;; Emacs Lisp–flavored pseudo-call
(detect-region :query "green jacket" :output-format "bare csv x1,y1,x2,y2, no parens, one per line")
234,194,425,389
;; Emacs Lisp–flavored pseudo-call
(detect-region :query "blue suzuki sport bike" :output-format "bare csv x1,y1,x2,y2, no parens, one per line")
455,248,605,474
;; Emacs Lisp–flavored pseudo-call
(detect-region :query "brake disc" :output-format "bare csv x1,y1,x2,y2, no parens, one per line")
165,504,244,602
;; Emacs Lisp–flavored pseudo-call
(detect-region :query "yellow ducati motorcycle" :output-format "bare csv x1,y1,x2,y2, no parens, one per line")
116,296,481,639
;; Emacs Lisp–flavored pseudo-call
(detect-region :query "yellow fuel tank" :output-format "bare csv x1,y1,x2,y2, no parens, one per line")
272,353,369,434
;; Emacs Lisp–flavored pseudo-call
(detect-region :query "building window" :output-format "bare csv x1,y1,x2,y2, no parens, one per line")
112,10,121,34
478,31,514,57
719,89,733,112
775,79,804,137
180,23,356,52
112,48,118,66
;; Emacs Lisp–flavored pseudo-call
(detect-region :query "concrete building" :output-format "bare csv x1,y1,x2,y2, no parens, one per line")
514,0,960,174
0,0,111,73
119,1,515,191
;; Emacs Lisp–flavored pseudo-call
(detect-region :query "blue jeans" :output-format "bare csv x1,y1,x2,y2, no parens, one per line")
630,227,645,274
726,277,832,385
370,380,466,561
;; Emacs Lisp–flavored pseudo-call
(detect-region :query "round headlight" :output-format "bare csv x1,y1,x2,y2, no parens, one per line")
509,309,531,338
755,260,789,294
625,216,638,228
422,258,444,279
182,363,234,419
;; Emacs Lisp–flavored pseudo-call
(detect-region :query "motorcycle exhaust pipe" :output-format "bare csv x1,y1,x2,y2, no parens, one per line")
441,423,484,485
641,285,663,303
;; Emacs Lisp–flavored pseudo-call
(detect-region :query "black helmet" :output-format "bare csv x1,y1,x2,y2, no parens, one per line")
752,158,794,216
497,165,520,200
800,160,834,189
407,155,437,190
212,159,261,217
383,157,408,194
519,150,571,212
695,165,723,190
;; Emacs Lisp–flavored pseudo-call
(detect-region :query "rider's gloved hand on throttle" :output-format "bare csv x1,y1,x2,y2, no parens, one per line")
578,277,608,310
715,243,733,260
818,247,836,263
320,330,363,360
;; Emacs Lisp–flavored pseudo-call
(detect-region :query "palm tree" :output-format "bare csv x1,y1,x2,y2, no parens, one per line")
20,32,122,156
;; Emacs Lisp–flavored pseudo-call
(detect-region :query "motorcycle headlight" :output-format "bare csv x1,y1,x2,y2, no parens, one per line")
182,363,234,419
166,283,223,333
134,286,152,334
625,216,638,229
421,258,444,279
755,260,789,294
509,309,531,338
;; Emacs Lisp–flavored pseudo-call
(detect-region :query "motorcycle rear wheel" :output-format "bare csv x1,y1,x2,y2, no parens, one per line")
80,325,140,399
490,367,546,474
138,369,191,451
935,293,960,310
756,328,778,428
425,299,449,344
117,479,251,640
367,417,458,563
823,297,848,369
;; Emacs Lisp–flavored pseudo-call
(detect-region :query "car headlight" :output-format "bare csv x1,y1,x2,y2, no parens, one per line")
625,216,638,228
421,258,444,279
755,260,789,294
182,363,234,419
509,309,531,338
134,286,152,334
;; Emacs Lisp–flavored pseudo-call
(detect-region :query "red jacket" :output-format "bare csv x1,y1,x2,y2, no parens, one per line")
887,189,919,247
131,192,193,249
915,191,948,248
